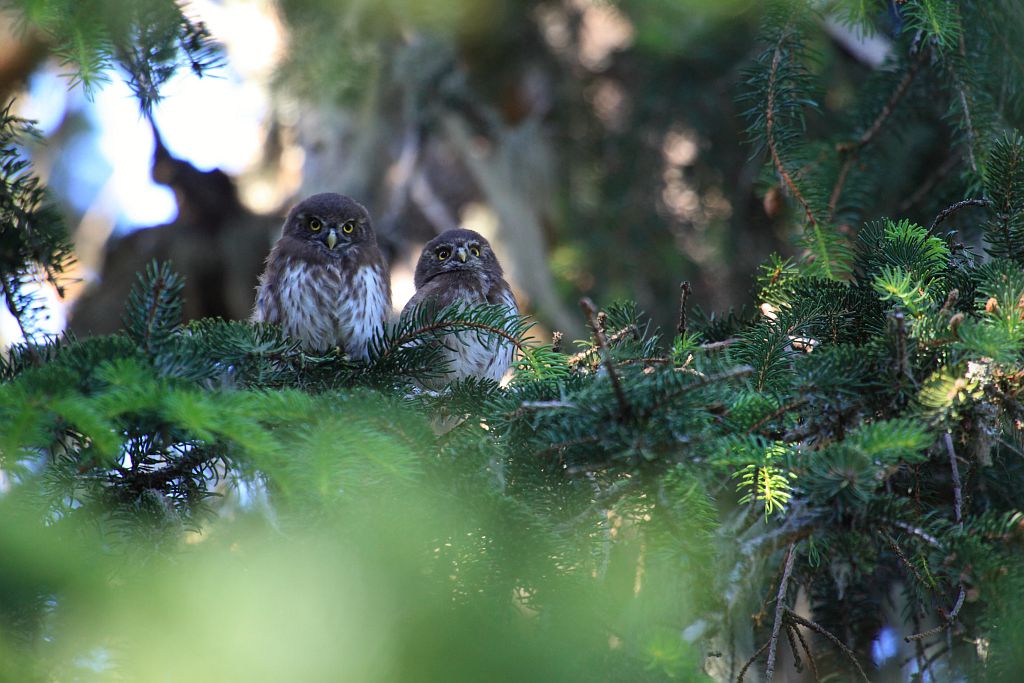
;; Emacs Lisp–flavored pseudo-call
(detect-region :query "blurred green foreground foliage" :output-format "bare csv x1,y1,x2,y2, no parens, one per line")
3,0,1024,682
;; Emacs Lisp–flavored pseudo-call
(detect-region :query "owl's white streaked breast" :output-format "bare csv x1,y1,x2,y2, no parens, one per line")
443,286,518,384
275,261,388,360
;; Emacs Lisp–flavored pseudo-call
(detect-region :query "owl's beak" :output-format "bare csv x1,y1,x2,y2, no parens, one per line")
326,229,338,250
456,247,468,262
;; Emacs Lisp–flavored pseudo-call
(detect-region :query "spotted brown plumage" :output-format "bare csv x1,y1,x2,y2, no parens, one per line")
252,193,391,360
401,228,518,386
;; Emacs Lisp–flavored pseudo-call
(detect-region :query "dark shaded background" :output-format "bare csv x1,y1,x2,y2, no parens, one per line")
0,0,969,342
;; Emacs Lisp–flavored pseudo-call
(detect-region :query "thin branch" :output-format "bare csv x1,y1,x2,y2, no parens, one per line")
566,325,638,367
645,365,754,417
766,40,818,227
792,624,820,683
892,520,942,548
580,298,631,419
735,640,769,683
830,49,926,217
678,281,691,336
784,610,871,682
785,623,803,674
927,198,989,236
905,586,966,642
377,318,527,362
701,338,738,351
884,530,928,588
764,542,797,681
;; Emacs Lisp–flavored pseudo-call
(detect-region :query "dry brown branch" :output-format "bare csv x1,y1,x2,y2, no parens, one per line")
764,542,797,681
580,298,631,419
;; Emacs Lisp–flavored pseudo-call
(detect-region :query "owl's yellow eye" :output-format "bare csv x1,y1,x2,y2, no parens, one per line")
342,221,355,234
437,248,451,261
470,245,481,257
309,218,322,232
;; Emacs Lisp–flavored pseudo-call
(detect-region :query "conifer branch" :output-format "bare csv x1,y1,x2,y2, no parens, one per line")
892,520,942,548
830,50,927,217
784,610,870,682
580,298,631,419
792,624,820,683
884,531,928,587
678,281,691,336
566,325,638,367
764,541,796,682
904,587,966,642
927,198,989,235
701,338,738,351
766,39,817,227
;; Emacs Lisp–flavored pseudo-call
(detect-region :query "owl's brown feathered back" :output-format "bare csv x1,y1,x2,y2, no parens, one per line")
402,229,517,386
253,193,391,359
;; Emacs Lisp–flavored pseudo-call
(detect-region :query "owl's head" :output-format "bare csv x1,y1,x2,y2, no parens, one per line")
414,229,503,287
281,193,376,257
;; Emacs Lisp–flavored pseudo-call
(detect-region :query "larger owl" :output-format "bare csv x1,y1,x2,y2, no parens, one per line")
252,193,391,359
401,228,518,385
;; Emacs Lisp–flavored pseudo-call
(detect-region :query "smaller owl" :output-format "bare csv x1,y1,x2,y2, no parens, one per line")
252,193,391,360
401,229,518,386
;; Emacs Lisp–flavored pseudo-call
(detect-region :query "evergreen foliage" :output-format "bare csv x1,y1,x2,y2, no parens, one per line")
2,1,1024,682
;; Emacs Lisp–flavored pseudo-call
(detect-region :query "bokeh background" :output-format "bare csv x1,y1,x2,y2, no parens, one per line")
1,0,924,346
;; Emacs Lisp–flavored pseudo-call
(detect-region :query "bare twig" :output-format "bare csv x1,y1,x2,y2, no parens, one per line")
736,640,769,683
785,624,803,673
764,542,797,681
766,39,818,227
566,325,638,367
829,49,926,217
905,587,966,642
927,198,989,236
792,624,820,683
678,281,692,336
580,298,631,419
884,530,928,587
784,610,871,682
892,520,942,548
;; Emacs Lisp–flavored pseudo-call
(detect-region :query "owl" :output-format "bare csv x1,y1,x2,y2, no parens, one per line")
252,193,391,360
401,228,518,386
